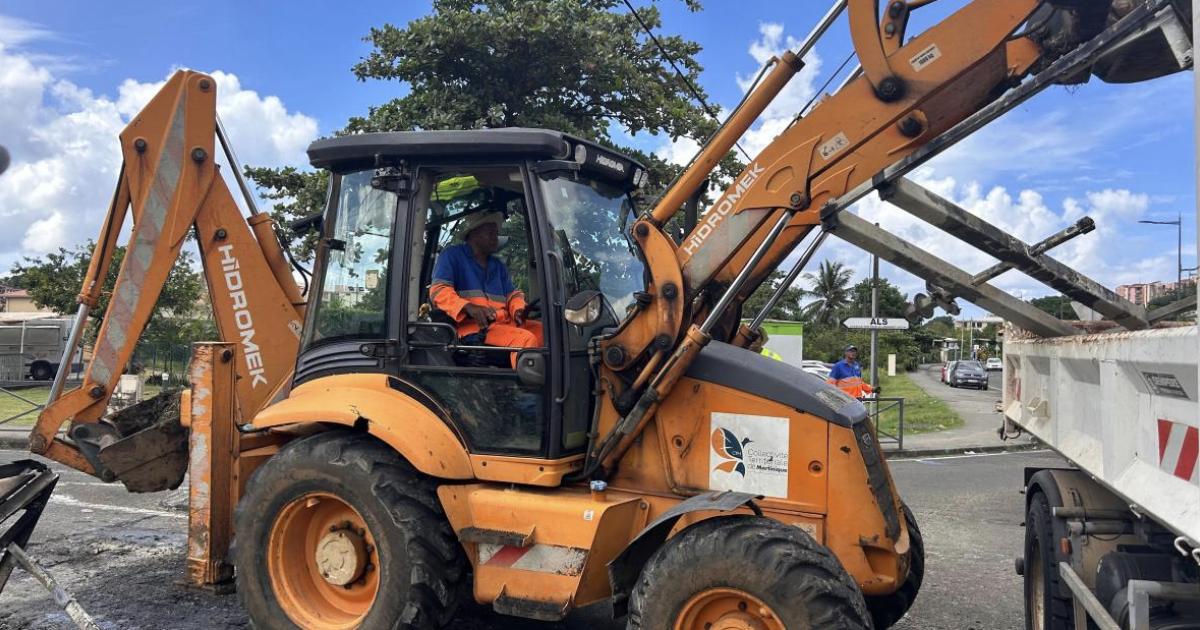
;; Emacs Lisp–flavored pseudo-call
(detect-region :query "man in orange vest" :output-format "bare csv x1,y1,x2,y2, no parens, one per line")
828,344,875,398
430,212,543,366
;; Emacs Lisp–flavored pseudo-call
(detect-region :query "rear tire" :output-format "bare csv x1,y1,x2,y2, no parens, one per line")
30,362,53,381
628,515,872,630
1025,492,1073,630
234,431,468,629
865,503,924,628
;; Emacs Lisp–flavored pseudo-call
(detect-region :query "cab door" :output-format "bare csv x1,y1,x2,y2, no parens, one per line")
391,163,558,458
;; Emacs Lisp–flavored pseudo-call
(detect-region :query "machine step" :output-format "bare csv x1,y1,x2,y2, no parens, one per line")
459,526,533,548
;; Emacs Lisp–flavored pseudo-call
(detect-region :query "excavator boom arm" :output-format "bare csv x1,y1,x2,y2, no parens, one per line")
30,71,305,486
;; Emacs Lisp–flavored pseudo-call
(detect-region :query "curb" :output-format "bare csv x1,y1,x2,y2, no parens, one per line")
883,440,1043,459
0,432,29,450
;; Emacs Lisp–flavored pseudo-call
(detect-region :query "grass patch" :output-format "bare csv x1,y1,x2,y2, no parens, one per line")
871,372,963,436
0,386,50,426
0,383,165,427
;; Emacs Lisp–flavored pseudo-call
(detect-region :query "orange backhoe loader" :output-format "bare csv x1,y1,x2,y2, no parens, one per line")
23,1,1192,628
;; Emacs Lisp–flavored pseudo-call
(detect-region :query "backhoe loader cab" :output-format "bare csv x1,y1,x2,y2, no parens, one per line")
233,129,918,629
296,129,645,458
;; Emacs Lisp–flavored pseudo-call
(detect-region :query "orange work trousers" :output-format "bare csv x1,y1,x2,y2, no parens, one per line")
483,321,544,368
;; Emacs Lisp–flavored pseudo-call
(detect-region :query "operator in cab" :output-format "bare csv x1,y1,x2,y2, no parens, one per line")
429,211,543,366
828,344,874,398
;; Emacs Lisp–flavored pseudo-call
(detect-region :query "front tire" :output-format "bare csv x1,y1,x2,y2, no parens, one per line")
628,516,872,630
234,431,468,629
865,504,924,628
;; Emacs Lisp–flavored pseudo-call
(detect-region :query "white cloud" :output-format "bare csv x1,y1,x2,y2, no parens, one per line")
0,27,318,271
654,21,824,165
0,15,52,48
812,174,1169,313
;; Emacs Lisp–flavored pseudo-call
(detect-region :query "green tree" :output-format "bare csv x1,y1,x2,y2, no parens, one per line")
8,242,207,348
803,261,854,325
249,0,733,259
743,271,806,321
1147,283,1197,321
1029,294,1072,319
921,315,955,338
845,277,907,319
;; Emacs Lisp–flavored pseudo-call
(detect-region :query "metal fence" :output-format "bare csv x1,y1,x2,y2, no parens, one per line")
860,396,905,450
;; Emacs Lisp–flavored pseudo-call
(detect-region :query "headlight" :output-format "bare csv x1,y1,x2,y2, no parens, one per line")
573,144,588,163
632,168,648,189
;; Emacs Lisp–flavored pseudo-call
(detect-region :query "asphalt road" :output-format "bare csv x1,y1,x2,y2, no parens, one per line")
0,448,1064,629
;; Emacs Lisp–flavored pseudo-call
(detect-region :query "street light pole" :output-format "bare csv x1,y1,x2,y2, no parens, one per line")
1139,216,1184,289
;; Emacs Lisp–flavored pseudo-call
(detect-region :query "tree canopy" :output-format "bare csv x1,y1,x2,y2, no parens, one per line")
743,271,807,321
1029,294,1072,319
249,0,733,260
802,261,854,325
8,242,203,322
846,277,907,319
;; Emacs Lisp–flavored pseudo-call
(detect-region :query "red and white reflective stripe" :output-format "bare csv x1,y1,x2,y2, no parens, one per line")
477,543,587,576
1157,418,1199,482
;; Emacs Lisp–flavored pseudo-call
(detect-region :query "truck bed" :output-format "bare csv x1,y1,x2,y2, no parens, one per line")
1003,325,1199,545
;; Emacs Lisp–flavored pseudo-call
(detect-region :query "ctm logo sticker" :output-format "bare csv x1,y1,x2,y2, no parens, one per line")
708,412,790,498
711,428,752,476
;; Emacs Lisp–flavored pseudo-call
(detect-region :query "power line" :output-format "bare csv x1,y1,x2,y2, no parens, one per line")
621,0,752,162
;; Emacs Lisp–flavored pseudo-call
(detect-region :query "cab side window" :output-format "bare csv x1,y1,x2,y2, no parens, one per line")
310,170,397,343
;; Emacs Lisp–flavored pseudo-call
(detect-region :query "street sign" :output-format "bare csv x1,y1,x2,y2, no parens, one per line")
842,317,910,330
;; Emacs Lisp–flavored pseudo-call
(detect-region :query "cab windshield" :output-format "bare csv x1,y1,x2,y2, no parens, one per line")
539,173,644,316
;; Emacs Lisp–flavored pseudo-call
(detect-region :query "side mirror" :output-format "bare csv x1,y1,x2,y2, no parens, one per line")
564,290,603,326
516,350,546,386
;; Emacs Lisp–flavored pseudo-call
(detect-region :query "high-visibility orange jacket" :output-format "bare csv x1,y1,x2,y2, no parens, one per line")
827,359,875,398
429,243,526,337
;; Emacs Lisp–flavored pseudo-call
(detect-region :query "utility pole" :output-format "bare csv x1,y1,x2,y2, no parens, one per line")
869,249,880,389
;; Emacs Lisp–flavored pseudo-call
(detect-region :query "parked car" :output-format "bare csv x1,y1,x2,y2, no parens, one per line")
949,360,988,389
802,366,831,381
985,357,1002,371
941,361,955,384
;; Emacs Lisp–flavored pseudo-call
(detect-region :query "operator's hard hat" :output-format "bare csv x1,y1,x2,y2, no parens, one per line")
462,211,504,238
845,344,858,352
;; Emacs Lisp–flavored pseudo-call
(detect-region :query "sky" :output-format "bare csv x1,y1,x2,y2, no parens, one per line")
0,0,1195,318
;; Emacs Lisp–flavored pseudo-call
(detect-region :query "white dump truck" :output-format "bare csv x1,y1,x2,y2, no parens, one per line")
1003,324,1199,629
0,318,72,381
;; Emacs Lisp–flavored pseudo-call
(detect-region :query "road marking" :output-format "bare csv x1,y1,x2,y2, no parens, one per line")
52,494,187,520
890,449,1050,463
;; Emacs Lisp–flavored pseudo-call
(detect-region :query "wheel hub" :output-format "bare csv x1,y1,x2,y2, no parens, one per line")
315,528,367,586
675,588,783,630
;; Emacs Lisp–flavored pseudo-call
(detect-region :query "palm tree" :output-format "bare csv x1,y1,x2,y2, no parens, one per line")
803,261,854,325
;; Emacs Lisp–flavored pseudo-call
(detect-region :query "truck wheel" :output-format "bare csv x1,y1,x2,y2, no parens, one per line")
1025,492,1072,630
628,515,872,630
865,503,924,628
30,362,54,381
234,431,468,629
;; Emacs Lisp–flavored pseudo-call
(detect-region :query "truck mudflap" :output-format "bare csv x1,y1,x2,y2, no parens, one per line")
68,391,188,493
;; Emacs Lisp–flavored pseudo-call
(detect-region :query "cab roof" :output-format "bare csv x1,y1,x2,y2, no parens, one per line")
307,128,645,178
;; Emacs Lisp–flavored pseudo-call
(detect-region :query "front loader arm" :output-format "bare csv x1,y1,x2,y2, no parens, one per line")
31,71,305,483
586,0,1167,476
